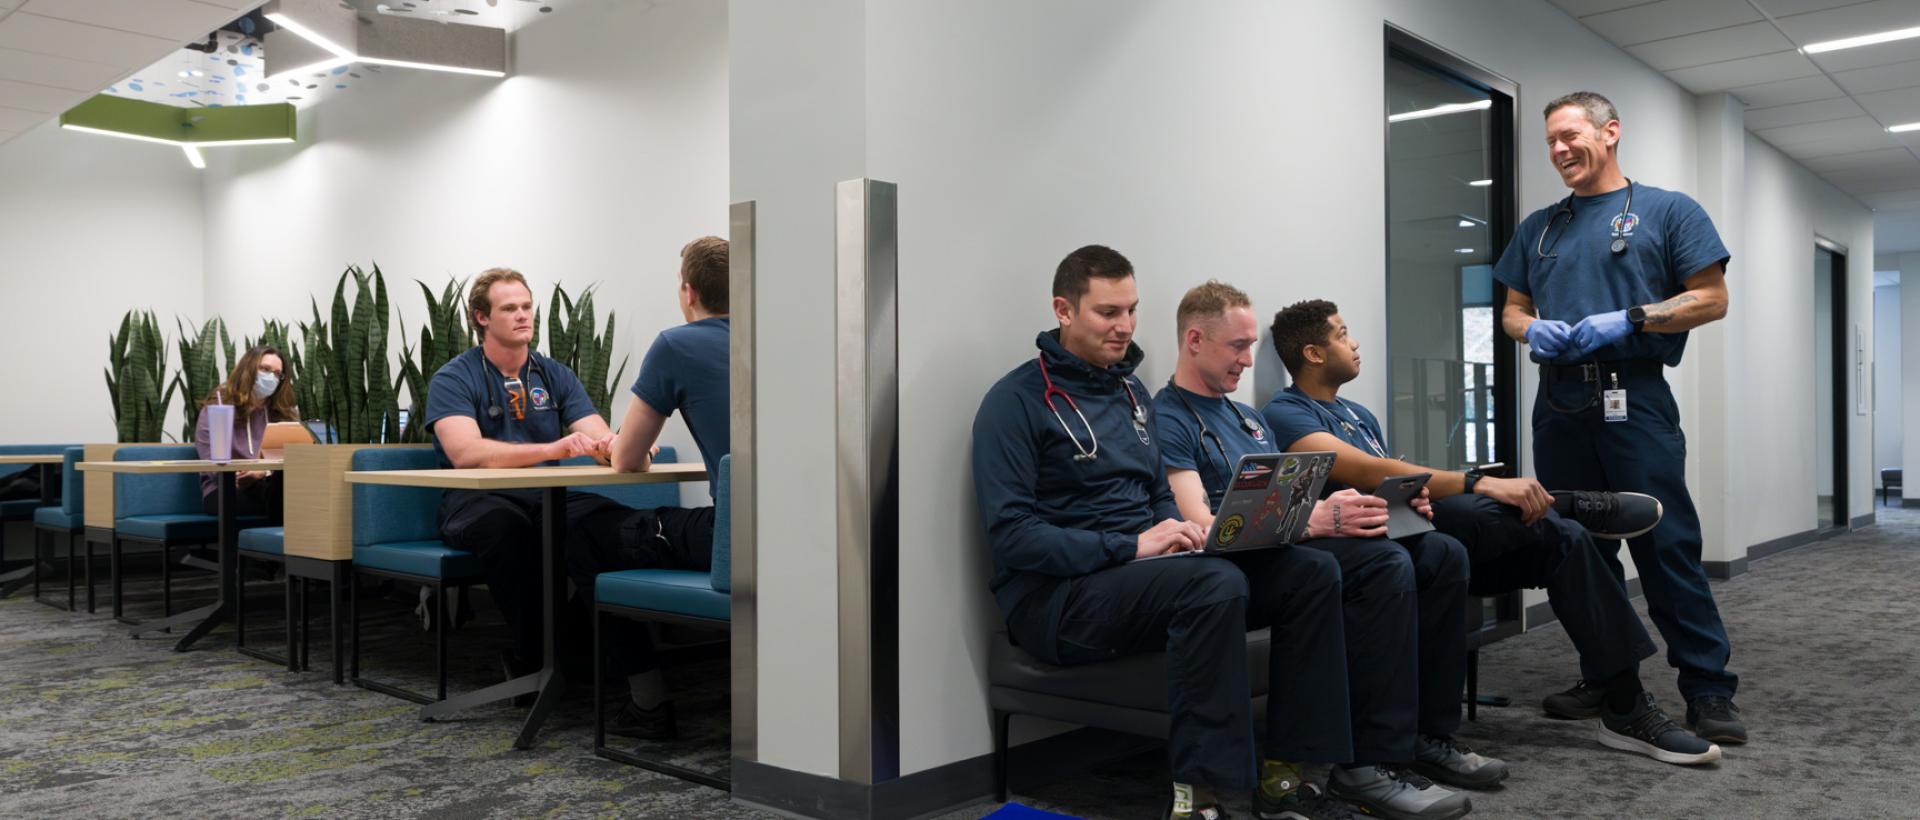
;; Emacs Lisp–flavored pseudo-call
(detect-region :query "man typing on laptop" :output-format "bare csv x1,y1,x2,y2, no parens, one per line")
972,246,1357,820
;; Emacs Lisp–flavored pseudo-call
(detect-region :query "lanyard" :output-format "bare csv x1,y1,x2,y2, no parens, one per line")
1038,356,1144,463
1167,380,1264,473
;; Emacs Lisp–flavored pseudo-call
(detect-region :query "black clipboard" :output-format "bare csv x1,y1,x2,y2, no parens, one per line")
1373,472,1435,539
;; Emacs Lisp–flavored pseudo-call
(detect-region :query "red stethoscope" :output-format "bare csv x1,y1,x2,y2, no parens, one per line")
1037,355,1145,462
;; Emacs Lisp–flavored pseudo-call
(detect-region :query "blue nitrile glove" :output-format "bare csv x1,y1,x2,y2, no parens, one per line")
1525,319,1573,360
1567,310,1633,359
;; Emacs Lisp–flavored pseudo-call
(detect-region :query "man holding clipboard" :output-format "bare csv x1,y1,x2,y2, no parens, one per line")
1261,299,1719,767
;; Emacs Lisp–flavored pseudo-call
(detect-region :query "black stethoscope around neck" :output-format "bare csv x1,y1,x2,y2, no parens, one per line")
1037,355,1145,463
1166,379,1263,473
1537,178,1633,260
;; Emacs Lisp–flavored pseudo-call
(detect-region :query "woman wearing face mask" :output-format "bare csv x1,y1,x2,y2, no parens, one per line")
193,345,298,522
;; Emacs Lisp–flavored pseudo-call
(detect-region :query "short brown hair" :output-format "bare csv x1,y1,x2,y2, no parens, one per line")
1176,280,1252,339
469,267,532,325
1052,245,1134,306
1269,299,1339,377
679,236,729,314
1544,90,1618,132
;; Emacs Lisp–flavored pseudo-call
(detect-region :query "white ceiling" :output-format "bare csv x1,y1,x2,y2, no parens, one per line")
0,0,258,145
0,1,560,143
1552,0,1920,252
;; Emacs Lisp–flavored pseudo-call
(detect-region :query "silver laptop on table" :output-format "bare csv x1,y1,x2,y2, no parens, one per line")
1137,451,1336,560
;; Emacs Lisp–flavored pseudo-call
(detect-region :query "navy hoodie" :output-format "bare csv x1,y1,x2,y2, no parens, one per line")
971,330,1179,647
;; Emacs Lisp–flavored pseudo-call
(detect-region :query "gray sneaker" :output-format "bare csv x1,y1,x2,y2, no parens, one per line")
1409,735,1508,790
1327,765,1471,820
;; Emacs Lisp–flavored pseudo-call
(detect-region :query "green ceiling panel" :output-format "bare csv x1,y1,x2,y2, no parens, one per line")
60,95,296,145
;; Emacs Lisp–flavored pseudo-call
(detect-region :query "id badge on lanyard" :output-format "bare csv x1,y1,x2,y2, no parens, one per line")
1603,373,1628,423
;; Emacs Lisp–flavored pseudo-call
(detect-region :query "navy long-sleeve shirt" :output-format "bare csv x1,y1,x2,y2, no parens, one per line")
971,330,1179,630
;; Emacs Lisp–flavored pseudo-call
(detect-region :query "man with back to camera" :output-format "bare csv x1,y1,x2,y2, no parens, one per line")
1262,299,1720,766
425,267,706,741
605,236,731,739
1154,282,1509,817
1492,90,1744,745
972,245,1377,820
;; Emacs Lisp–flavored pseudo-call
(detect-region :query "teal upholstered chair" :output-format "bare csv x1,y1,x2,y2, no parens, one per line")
109,444,221,624
347,447,478,704
0,443,76,601
591,453,730,789
29,447,85,610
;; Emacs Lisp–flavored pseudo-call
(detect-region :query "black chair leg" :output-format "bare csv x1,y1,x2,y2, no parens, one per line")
31,527,42,600
83,534,94,614
1466,649,1480,722
234,553,248,649
330,566,346,685
66,531,78,612
993,709,1011,803
434,583,449,702
285,574,300,672
160,543,173,621
349,573,361,682
110,538,124,622
593,607,605,752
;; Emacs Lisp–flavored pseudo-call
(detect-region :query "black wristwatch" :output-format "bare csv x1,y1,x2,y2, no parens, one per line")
1627,305,1648,333
1463,469,1485,495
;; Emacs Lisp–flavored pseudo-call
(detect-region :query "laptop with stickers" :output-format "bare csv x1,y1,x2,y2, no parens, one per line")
1137,451,1336,561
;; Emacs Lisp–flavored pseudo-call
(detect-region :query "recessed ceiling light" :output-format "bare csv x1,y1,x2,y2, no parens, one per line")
1468,179,1493,187
1389,99,1491,123
1888,121,1920,133
1802,25,1920,54
1458,220,1476,228
1454,248,1475,254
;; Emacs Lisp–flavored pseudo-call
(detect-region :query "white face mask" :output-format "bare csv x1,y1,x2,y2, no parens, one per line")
253,371,280,401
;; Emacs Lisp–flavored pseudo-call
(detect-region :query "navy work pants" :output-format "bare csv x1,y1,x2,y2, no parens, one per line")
1532,365,1737,700
1004,547,1348,790
1433,493,1656,683
1304,532,1470,747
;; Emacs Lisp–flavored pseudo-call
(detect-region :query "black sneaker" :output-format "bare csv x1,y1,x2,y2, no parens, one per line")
1687,696,1748,745
1542,679,1607,719
1327,765,1471,820
1410,735,1507,790
605,699,678,741
1599,691,1721,765
1254,782,1356,820
1550,491,1663,540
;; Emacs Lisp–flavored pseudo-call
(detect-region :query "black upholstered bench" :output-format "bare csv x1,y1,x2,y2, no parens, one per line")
987,628,1272,801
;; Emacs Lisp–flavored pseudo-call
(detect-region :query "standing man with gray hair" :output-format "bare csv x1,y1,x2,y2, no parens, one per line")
1492,91,1745,744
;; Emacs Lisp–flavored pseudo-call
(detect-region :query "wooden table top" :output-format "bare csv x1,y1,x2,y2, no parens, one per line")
0,454,64,464
344,462,707,490
77,459,285,474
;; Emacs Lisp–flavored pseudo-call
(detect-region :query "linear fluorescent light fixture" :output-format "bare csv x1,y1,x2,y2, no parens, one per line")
1888,121,1920,133
264,0,509,79
60,95,296,168
1389,99,1492,123
1802,25,1920,54
1468,178,1493,187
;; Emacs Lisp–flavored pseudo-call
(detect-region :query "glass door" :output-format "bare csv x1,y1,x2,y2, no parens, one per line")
1814,243,1849,532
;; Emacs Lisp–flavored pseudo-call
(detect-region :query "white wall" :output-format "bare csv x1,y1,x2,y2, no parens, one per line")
1875,283,1902,482
0,121,205,444
1903,252,1920,502
729,0,864,777
865,0,1711,777
199,0,729,501
1737,133,1875,538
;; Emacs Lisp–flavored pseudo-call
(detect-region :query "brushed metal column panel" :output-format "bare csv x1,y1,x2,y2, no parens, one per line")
835,179,900,785
729,199,758,764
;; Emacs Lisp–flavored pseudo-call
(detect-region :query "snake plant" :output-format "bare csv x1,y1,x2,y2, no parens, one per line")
105,310,177,442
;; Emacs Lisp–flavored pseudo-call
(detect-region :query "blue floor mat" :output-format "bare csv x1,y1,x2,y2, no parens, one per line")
983,804,1081,819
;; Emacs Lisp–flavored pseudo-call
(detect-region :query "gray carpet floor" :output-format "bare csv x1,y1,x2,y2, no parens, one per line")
3,509,1918,819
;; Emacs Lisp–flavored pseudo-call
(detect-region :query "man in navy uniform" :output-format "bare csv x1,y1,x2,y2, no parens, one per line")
974,246,1381,820
1493,90,1744,744
1262,298,1719,767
